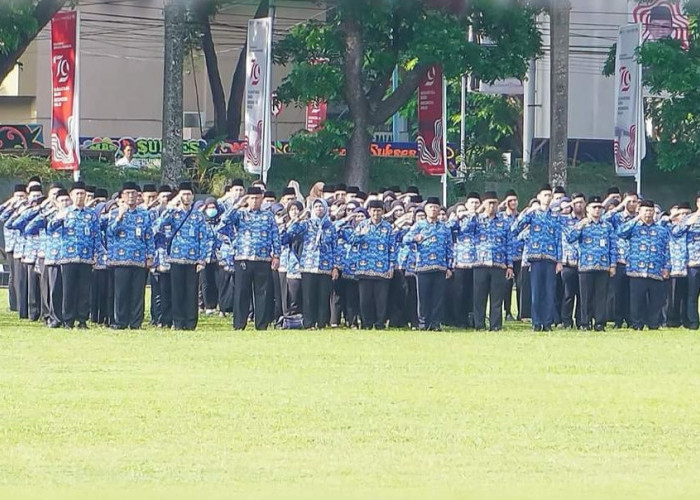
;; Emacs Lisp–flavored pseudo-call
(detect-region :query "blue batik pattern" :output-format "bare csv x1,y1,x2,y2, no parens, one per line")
402,220,454,272
565,219,618,273
350,219,396,279
618,220,671,281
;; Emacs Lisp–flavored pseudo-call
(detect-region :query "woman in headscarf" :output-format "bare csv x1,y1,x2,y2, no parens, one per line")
279,201,304,316
306,181,325,207
286,198,339,329
200,198,221,314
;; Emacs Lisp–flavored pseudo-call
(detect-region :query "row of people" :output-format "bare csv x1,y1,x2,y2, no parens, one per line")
1,178,694,332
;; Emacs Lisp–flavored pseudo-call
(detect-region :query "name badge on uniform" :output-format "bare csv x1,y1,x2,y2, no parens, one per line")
84,225,91,236
190,226,196,237
600,239,606,247
136,227,142,237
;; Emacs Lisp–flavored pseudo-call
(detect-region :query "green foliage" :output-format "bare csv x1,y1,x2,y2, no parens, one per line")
603,4,700,171
286,118,351,170
0,154,160,195
0,0,37,57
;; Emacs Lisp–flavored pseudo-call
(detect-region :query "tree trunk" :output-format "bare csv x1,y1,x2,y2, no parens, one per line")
199,13,227,139
548,0,570,188
341,16,371,189
0,0,67,83
161,0,186,185
225,0,269,139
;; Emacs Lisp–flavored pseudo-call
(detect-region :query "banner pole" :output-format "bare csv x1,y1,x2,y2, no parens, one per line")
636,26,643,196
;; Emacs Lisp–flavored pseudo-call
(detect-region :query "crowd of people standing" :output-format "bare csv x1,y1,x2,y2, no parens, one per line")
2,175,696,332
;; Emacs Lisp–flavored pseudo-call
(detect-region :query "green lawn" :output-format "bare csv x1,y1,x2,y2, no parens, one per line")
1,289,700,499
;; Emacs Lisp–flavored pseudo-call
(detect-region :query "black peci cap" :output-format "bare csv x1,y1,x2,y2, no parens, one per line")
95,188,108,199
28,184,43,193
281,187,296,197
86,185,96,194
678,201,691,210
246,186,263,196
14,184,27,193
122,181,139,191
640,200,654,208
323,184,335,193
588,196,603,205
71,181,86,191
504,189,517,198
466,191,481,201
55,188,69,198
335,183,347,191
483,191,498,201
177,181,194,192
368,200,384,210
263,190,276,199
539,183,553,193
49,181,64,190
425,197,441,207
142,184,157,193
347,186,360,194
356,191,368,201
607,186,621,195
158,184,172,194
406,186,420,195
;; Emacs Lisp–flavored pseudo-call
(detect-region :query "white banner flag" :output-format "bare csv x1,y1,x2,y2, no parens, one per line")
614,24,645,177
244,17,273,181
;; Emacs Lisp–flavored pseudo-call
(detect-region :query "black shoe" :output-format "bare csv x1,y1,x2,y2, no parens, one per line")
533,325,543,332
505,314,515,322
77,322,89,329
542,325,553,332
48,321,62,329
594,324,605,332
110,325,126,330
64,324,74,329
489,327,502,332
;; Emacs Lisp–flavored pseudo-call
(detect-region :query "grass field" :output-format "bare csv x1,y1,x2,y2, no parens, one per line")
2,288,700,499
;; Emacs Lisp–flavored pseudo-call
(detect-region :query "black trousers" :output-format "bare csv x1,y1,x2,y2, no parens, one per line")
405,273,419,328
266,269,282,324
170,263,199,330
473,266,506,330
113,266,148,329
91,268,113,325
7,251,17,311
46,264,63,325
61,263,92,327
613,264,631,327
416,270,447,330
200,262,219,310
504,260,521,319
667,276,688,328
301,273,333,329
216,267,235,313
280,273,302,316
686,267,700,329
579,271,609,328
561,265,581,327
150,271,172,327
37,258,50,322
629,277,666,330
26,262,41,321
15,258,28,319
449,268,473,328
330,277,346,326
387,270,407,327
358,277,390,329
519,265,532,319
233,260,271,330
342,278,359,327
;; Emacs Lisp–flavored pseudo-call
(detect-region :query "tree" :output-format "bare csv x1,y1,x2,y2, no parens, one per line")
186,0,269,139
0,0,67,83
274,0,541,188
162,0,186,185
604,4,700,172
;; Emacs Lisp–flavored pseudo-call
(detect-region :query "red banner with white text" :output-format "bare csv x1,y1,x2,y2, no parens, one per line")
50,11,80,171
416,64,446,175
305,100,327,132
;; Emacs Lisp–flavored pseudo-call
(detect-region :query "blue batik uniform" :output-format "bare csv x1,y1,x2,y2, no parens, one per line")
668,225,689,278
604,211,636,265
559,214,581,268
153,207,209,265
219,207,280,262
461,213,513,269
618,219,670,280
216,222,236,272
671,216,700,269
105,207,155,268
512,209,562,263
333,220,355,279
402,220,453,272
503,212,525,262
447,217,477,269
565,219,618,272
47,206,100,265
351,219,396,279
25,210,49,261
1,204,20,255
8,206,43,265
286,217,338,274
279,228,302,279
395,228,416,275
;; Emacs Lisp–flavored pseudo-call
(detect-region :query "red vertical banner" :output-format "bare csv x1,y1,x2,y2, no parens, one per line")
305,100,327,132
417,64,446,175
51,11,80,171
